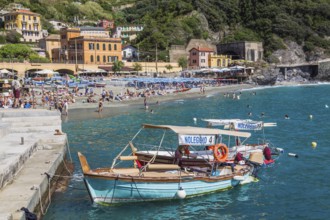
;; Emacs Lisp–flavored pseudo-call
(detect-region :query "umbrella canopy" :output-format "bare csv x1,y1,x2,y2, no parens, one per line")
0,69,11,74
230,65,245,70
35,69,56,75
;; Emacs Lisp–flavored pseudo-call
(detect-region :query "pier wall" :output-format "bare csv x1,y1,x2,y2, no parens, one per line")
0,109,66,220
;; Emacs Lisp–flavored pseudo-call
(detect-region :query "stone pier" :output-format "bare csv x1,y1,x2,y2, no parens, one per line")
0,109,67,220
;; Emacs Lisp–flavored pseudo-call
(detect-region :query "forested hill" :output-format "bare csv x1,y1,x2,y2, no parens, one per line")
2,0,330,62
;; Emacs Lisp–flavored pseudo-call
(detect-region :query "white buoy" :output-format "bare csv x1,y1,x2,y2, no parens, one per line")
193,118,197,122
326,105,329,108
275,147,284,153
233,176,245,181
176,187,186,199
288,153,298,158
309,115,313,119
311,142,317,148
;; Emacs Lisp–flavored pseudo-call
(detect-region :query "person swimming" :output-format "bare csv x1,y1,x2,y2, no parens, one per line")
285,114,290,119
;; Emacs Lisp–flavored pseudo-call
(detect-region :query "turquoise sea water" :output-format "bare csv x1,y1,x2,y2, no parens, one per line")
44,84,330,220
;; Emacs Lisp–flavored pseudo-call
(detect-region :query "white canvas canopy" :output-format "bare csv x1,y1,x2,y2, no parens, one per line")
78,69,107,74
34,69,56,75
0,69,11,74
202,119,277,130
142,124,251,138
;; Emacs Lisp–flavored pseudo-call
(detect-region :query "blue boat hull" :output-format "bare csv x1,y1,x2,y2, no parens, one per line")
84,175,242,204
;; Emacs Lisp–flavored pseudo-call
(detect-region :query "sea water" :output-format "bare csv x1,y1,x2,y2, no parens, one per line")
44,84,330,220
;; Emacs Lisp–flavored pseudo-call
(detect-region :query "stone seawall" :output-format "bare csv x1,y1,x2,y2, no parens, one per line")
0,109,67,220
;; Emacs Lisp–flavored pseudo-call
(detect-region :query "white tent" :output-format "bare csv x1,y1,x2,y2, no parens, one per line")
34,69,56,75
0,69,11,74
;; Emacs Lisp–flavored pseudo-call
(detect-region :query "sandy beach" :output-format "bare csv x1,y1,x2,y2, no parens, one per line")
64,83,256,120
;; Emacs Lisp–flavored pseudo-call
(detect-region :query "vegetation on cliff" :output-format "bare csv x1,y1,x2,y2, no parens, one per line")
1,0,330,61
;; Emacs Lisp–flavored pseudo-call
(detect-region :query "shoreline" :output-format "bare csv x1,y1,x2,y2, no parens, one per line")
66,84,255,120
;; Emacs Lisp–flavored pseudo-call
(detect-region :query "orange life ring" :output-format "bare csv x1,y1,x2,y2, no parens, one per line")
212,144,229,162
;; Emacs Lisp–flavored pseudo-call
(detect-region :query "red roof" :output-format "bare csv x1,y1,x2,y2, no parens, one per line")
8,9,39,16
189,47,214,52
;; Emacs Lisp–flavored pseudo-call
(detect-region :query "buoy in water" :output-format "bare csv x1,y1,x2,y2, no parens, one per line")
325,105,329,108
176,187,186,199
311,142,317,148
276,147,284,153
309,115,313,119
193,118,197,123
288,153,298,158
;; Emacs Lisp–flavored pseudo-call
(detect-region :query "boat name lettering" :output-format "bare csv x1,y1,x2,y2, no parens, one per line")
234,122,262,130
178,135,215,146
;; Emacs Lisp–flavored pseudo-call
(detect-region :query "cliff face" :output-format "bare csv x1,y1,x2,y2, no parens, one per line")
318,60,330,81
271,41,306,65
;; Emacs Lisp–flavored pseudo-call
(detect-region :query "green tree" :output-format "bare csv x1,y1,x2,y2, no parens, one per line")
6,30,22,43
112,61,124,75
133,63,142,76
178,57,187,70
165,64,173,73
0,44,33,59
29,54,50,63
0,0,11,10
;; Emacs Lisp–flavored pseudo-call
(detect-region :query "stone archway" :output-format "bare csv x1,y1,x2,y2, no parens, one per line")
55,69,74,76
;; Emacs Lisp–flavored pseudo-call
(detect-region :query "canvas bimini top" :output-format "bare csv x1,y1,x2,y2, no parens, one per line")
142,124,251,138
202,119,277,130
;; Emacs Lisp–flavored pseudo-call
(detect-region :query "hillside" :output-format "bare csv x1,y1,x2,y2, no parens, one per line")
2,0,330,63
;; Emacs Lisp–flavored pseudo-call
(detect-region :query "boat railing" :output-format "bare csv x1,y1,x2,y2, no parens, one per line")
134,143,176,155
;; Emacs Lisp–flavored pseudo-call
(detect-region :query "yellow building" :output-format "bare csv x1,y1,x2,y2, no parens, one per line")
52,27,122,64
4,8,42,42
67,36,122,65
209,54,232,68
38,34,61,61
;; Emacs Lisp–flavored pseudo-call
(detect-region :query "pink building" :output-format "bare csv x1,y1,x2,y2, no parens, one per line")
97,19,115,30
189,47,215,69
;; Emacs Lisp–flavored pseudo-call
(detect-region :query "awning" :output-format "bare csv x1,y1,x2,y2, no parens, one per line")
35,69,56,75
142,124,251,137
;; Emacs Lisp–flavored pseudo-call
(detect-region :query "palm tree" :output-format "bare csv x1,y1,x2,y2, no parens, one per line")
112,60,124,76
133,63,142,76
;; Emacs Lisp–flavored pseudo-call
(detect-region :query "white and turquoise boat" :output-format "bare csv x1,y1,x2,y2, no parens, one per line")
78,124,256,204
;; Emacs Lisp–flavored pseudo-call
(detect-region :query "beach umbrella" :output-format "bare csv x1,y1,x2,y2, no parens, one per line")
35,69,55,75
0,69,11,74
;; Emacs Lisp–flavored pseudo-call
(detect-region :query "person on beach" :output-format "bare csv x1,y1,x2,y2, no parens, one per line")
11,76,21,108
62,100,68,115
144,97,147,109
98,99,103,112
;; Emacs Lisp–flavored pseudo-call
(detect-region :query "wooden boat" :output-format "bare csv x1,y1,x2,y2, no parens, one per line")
95,82,106,87
173,88,191,93
78,124,256,205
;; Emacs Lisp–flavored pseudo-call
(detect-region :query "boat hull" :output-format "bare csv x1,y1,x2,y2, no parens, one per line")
84,175,241,204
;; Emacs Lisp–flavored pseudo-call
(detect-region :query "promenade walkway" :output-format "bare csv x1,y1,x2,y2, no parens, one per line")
0,109,66,220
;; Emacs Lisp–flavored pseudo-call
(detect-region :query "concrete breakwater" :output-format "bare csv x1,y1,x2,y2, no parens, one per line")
0,109,68,220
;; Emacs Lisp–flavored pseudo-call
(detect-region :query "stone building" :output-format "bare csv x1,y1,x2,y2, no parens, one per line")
217,41,263,62
169,39,216,63
38,34,61,61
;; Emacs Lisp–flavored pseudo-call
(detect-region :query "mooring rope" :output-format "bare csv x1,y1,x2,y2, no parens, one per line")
110,175,119,204
66,138,73,163
130,176,145,201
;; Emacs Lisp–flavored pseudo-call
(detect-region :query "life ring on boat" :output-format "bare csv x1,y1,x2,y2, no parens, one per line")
212,144,229,162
